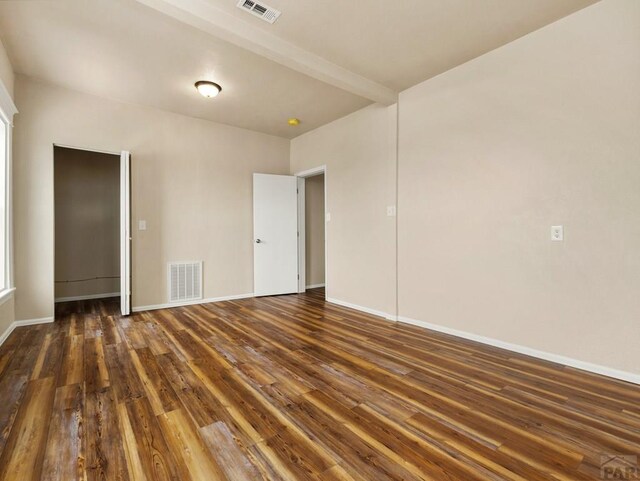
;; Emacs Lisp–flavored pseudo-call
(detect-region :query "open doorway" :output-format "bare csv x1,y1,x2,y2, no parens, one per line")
296,166,327,299
54,146,124,318
304,174,325,292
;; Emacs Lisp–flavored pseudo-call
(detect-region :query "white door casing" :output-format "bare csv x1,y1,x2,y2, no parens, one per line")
294,165,327,296
120,151,131,315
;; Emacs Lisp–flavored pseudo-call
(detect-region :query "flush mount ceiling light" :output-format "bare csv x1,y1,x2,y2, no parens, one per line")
195,80,222,98
287,118,300,126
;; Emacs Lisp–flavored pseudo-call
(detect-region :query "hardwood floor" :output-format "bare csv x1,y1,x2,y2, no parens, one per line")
0,289,638,480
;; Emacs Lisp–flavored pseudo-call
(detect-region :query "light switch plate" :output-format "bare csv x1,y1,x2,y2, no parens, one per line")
387,205,396,217
139,220,147,231
325,213,331,222
551,225,563,241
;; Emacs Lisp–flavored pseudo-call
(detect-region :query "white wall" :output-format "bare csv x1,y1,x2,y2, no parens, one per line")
398,0,640,375
291,104,397,317
13,76,289,321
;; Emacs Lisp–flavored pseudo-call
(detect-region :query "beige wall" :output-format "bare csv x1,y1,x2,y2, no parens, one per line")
54,147,120,300
291,104,397,316
0,297,14,340
305,174,325,287
13,76,289,320
8,0,638,380
0,38,14,335
398,0,640,374
0,38,13,99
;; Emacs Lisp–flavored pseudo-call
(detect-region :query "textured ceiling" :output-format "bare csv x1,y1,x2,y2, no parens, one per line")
0,0,598,138
205,0,598,91
0,0,370,138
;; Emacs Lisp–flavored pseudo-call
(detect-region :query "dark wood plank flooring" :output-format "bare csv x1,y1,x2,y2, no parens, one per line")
0,288,639,480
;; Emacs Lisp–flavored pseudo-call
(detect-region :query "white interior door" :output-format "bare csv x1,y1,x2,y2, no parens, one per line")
253,173,298,297
120,151,131,315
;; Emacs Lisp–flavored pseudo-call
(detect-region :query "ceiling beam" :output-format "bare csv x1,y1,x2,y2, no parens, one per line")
134,0,398,105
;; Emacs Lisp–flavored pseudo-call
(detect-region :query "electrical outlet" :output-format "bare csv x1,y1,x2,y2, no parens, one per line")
551,225,563,241
139,220,147,231
387,205,396,217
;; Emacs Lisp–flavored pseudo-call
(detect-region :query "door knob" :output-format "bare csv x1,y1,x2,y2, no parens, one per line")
255,239,262,243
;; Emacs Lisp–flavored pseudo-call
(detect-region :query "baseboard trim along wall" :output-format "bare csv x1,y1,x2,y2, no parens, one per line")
55,292,120,303
306,283,326,289
132,292,255,313
397,315,640,386
327,296,640,385
0,317,55,347
327,297,397,322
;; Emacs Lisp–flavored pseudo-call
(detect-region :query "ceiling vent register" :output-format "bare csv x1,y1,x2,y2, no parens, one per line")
237,0,281,24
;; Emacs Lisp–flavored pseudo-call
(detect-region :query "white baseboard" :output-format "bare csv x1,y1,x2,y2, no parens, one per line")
306,283,326,289
324,297,639,385
398,315,640,386
326,297,396,321
0,317,55,347
132,293,254,313
55,292,120,303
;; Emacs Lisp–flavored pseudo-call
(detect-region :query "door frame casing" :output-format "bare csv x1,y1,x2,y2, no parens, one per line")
120,150,131,315
294,165,327,295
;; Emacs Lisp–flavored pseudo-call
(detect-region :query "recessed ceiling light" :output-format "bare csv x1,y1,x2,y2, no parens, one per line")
287,118,300,126
195,80,222,98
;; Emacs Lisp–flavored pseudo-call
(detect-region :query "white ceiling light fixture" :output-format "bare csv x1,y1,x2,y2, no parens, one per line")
195,80,222,98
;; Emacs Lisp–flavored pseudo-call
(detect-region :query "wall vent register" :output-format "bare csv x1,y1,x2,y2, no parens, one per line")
168,261,202,302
